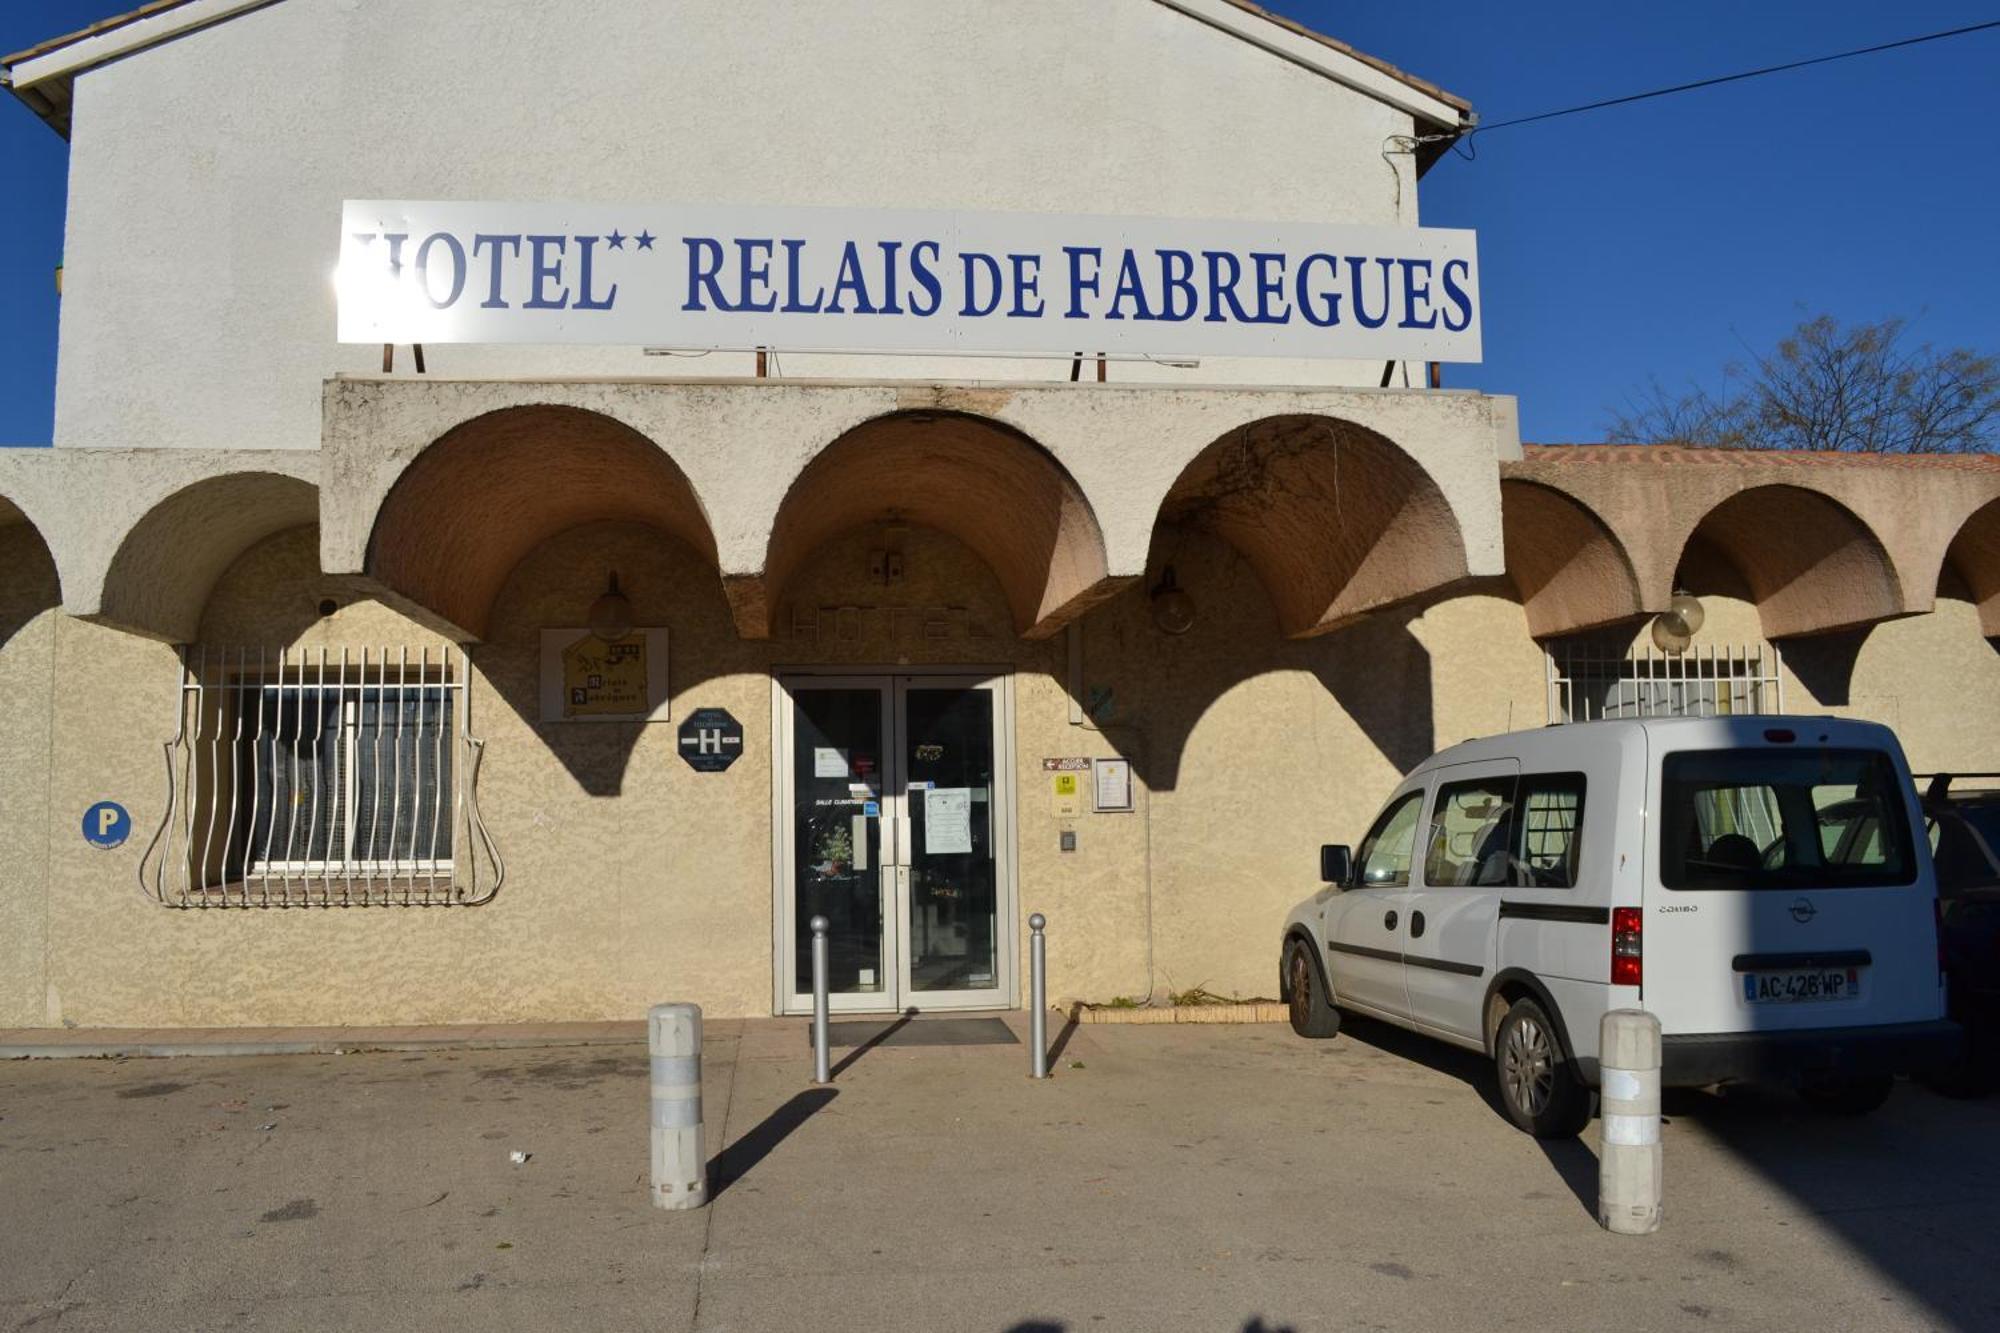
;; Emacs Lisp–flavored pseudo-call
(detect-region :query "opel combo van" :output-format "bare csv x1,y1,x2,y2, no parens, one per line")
1279,716,1960,1137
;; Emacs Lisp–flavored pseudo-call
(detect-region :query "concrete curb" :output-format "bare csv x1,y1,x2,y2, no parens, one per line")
0,1024,647,1060
1066,1002,1287,1025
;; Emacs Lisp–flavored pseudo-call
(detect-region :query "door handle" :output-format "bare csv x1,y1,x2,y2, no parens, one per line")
1410,910,1426,939
1383,910,1398,930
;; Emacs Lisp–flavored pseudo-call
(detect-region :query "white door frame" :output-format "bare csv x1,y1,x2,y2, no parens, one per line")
770,666,1019,1016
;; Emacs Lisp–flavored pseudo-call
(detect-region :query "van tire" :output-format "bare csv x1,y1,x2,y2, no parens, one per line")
1798,1073,1895,1115
1493,997,1591,1138
1284,939,1341,1039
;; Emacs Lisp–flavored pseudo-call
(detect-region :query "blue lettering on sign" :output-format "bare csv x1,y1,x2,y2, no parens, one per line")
83,801,131,850
473,233,522,308
959,251,1002,317
907,240,943,316
345,222,1476,345
1439,258,1475,332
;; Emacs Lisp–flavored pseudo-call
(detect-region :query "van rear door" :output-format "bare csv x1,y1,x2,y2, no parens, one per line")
1644,729,1941,1036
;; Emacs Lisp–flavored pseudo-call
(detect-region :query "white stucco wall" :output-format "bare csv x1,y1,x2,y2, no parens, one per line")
50,0,1433,452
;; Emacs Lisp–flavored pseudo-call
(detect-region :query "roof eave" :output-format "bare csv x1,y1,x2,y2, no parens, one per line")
4,0,282,138
1156,0,1471,135
3,69,73,139
6,0,1477,157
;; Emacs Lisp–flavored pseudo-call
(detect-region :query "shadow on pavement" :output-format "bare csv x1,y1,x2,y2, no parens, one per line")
1337,1006,2000,1322
708,1087,838,1201
1669,1080,2000,1328
827,1008,916,1078
1331,1010,1512,1122
1000,1312,1296,1320
1005,1321,1294,1333
1332,1010,1601,1217
1046,1010,1080,1068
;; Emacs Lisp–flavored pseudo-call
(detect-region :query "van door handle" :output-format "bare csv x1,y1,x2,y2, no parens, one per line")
1410,910,1426,939
1383,910,1398,931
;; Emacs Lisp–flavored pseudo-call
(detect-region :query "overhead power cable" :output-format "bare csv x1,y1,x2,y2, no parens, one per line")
1468,18,2000,137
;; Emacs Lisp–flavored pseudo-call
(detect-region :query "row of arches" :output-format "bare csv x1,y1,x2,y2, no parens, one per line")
5,411,1999,647
6,403,1477,646
1504,474,2000,641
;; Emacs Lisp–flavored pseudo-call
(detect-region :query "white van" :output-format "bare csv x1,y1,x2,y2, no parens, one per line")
1279,716,1961,1137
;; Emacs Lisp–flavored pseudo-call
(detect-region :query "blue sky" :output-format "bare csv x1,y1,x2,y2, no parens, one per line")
2,1,1996,445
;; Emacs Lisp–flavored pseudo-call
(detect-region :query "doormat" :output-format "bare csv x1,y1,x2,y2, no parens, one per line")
825,1017,1019,1047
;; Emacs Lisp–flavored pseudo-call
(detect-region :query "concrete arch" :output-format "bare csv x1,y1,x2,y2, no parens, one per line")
94,472,320,642
1151,414,1469,638
364,405,718,641
1,493,63,655
741,410,1118,640
1942,497,2000,637
1672,484,1905,639
1500,479,1645,638
0,493,61,602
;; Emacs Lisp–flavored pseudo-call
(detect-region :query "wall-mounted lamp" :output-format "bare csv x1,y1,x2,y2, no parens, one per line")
588,572,635,642
1649,590,1705,654
1150,565,1196,635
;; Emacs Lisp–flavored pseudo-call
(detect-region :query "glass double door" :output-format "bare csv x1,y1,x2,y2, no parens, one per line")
778,672,1013,1013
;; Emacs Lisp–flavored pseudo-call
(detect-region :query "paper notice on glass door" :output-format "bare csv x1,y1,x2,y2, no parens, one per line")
924,786,973,855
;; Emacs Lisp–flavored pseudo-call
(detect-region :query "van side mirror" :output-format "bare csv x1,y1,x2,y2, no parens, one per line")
1320,844,1352,886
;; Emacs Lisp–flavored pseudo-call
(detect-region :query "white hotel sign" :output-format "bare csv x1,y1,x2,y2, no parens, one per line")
337,200,1482,362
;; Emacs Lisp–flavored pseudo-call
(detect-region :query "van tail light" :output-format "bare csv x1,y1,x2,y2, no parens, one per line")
1611,907,1643,986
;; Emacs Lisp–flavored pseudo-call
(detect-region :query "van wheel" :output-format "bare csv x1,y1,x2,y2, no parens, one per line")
1494,997,1591,1138
1284,940,1341,1039
1798,1074,1894,1115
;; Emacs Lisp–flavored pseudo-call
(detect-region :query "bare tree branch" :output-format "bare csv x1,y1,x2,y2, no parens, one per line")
1603,314,2000,453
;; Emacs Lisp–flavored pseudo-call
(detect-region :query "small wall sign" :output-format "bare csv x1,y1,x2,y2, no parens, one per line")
83,801,131,849
1051,771,1082,818
678,708,745,772
539,627,671,724
1092,758,1134,813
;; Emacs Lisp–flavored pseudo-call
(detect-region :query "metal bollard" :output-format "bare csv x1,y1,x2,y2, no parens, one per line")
1598,1008,1663,1235
810,915,831,1085
648,1002,706,1210
1029,913,1048,1078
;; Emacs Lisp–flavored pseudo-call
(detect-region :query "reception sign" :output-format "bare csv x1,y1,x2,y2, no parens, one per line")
338,200,1481,362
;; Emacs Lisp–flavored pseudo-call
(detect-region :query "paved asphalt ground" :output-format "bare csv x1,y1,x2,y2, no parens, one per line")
3,1013,1998,1332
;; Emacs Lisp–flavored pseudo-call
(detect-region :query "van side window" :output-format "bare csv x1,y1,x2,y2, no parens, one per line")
1424,778,1518,887
1515,774,1586,889
1356,792,1424,887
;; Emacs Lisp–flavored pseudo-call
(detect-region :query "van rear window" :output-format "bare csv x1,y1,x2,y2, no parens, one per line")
1660,748,1917,891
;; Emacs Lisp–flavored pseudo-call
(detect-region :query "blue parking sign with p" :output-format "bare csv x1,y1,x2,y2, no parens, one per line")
83,801,131,850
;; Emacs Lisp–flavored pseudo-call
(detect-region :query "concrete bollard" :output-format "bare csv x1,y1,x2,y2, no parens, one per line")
1029,913,1048,1079
649,1002,706,1210
810,915,831,1085
1598,1008,1663,1235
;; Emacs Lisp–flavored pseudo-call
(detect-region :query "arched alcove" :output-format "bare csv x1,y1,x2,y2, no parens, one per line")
365,405,718,640
747,410,1114,640
1151,414,1467,637
96,472,320,642
1500,479,1646,638
1673,484,1904,639
1942,496,2000,637
0,497,61,648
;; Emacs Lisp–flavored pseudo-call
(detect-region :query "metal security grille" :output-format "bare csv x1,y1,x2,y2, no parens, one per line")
140,646,504,908
1545,641,1785,725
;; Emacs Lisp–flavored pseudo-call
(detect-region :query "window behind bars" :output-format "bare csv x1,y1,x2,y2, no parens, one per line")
140,646,503,908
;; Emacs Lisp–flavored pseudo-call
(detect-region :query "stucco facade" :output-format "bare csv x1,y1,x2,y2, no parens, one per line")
3,2,1998,1030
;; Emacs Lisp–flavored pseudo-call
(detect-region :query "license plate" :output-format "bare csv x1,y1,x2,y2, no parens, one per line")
1743,967,1861,1003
